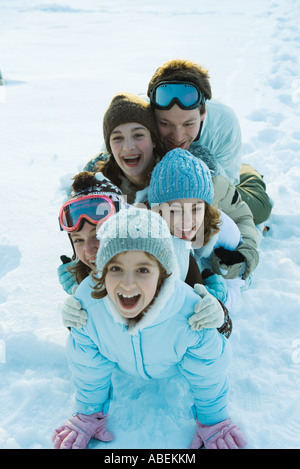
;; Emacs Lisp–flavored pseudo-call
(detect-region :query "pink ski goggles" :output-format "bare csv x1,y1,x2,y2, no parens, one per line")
59,194,117,232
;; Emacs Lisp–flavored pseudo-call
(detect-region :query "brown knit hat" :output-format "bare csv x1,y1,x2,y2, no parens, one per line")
103,92,161,154
147,59,212,103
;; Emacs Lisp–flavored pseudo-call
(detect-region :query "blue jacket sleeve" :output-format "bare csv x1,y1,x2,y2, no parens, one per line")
178,328,231,425
190,99,242,185
66,326,116,415
57,261,78,295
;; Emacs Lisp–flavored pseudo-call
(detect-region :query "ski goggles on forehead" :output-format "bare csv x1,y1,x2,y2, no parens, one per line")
59,194,117,232
150,81,206,110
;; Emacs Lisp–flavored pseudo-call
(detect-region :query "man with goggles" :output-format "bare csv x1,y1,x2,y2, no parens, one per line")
147,59,241,184
147,59,272,228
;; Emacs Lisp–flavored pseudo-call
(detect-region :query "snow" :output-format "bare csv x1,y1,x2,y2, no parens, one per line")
0,0,300,450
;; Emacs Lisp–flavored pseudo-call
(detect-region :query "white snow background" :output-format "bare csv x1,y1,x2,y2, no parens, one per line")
0,0,300,450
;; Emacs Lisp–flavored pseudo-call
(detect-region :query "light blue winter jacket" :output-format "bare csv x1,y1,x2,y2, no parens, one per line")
66,271,231,425
189,98,242,185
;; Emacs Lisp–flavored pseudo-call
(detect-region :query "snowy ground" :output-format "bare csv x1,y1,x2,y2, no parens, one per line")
0,0,300,450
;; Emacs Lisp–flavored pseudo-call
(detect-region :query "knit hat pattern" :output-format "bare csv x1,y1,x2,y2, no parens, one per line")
96,207,175,275
69,171,126,207
148,148,214,205
103,92,160,153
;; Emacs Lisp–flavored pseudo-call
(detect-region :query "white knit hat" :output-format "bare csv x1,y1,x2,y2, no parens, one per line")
96,207,176,275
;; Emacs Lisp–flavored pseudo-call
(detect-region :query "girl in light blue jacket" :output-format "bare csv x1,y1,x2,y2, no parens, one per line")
52,207,247,450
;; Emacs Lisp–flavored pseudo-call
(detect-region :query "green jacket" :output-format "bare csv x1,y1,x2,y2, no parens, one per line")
211,175,259,278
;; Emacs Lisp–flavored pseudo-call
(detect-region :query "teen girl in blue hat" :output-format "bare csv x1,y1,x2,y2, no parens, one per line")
148,148,246,318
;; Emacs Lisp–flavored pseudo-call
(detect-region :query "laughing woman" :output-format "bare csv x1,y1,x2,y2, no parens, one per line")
83,92,166,204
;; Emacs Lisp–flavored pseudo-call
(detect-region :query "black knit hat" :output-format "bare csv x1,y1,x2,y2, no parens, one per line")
103,92,161,153
70,171,123,199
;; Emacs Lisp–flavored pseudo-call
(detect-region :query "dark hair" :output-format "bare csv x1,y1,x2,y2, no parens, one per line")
68,257,92,285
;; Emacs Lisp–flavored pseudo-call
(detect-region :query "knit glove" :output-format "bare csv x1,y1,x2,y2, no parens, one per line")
61,291,87,329
188,284,224,331
211,247,245,280
202,269,228,304
82,151,110,172
52,412,114,449
189,419,247,450
57,256,78,294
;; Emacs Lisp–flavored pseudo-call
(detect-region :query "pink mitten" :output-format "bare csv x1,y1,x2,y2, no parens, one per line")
52,412,114,449
189,419,247,449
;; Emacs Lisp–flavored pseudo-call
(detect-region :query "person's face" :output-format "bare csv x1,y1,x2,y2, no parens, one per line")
154,104,205,151
70,222,99,271
154,198,205,242
109,122,156,186
105,251,160,321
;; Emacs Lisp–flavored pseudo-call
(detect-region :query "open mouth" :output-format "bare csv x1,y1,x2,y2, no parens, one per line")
167,141,188,150
122,155,141,167
87,259,97,269
117,293,141,309
177,226,196,240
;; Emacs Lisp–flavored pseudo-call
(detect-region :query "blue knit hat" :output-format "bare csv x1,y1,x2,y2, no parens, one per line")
96,206,176,275
148,148,214,205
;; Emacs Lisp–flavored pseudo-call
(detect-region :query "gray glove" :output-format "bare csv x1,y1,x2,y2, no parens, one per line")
188,284,224,331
